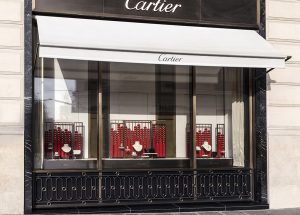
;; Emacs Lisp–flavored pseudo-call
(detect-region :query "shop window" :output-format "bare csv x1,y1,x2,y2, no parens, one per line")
33,58,250,170
195,67,248,167
102,62,192,161
33,58,98,169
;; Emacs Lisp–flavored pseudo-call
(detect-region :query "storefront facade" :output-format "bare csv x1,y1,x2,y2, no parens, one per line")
23,0,283,213
1,0,298,214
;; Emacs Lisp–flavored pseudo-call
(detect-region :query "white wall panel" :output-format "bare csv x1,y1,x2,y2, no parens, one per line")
268,21,300,42
0,136,24,214
0,75,23,98
0,24,23,48
267,0,300,20
0,0,23,23
268,105,300,128
0,100,23,124
268,134,300,209
0,50,23,74
269,42,300,63
268,65,300,83
268,83,300,105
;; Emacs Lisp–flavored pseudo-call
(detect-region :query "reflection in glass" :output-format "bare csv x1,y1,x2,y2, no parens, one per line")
196,67,247,167
34,58,98,169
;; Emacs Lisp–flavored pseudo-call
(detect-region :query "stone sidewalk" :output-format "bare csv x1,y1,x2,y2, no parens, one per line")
114,208,300,215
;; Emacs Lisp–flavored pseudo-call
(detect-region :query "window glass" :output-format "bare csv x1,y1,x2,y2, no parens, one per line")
33,58,98,169
103,62,191,159
33,58,249,169
195,67,247,167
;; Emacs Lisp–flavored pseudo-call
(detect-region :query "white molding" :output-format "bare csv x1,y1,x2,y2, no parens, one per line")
268,103,300,107
269,82,300,86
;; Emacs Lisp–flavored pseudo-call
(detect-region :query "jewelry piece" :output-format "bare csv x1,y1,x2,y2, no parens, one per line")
132,151,137,157
73,150,81,155
61,144,72,153
202,141,212,152
125,146,131,152
133,141,143,152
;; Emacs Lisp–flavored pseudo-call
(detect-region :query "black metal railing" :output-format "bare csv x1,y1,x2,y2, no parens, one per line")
33,169,253,208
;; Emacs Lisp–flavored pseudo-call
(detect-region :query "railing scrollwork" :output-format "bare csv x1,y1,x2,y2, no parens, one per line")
33,169,253,208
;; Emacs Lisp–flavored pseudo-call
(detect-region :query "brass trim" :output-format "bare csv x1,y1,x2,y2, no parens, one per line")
98,63,103,171
249,70,254,169
191,67,197,169
40,57,44,169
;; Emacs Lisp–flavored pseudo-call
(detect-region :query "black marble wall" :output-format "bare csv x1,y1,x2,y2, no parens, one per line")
253,0,268,205
24,0,33,213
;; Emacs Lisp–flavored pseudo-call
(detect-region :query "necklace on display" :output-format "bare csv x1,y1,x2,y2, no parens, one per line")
202,141,211,152
133,141,143,152
61,144,72,153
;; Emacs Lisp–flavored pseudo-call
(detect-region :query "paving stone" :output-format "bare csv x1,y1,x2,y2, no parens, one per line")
219,211,249,215
179,213,202,215
246,208,300,215
197,212,223,215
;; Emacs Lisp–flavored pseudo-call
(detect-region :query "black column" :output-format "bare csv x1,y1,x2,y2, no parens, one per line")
24,0,33,213
254,0,268,205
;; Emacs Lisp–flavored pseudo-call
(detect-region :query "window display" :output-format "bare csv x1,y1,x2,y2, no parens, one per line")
34,58,248,169
110,120,166,158
196,67,247,167
44,122,84,159
103,63,191,160
216,124,225,158
195,124,212,158
33,58,98,169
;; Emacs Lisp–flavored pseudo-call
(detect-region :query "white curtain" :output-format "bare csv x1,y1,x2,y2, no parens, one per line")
225,69,244,167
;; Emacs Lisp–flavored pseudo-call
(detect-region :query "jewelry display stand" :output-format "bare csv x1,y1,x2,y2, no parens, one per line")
44,122,84,160
196,124,212,158
195,123,226,159
216,124,225,158
110,120,166,159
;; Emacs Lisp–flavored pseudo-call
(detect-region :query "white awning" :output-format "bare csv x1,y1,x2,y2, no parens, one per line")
36,16,286,68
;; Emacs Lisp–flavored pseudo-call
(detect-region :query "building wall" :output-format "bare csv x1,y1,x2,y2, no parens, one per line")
0,0,24,214
266,0,300,209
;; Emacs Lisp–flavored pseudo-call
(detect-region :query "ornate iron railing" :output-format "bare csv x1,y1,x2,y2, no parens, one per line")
33,169,253,208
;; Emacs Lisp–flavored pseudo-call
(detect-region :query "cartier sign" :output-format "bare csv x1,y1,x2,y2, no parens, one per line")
125,0,182,13
158,54,182,62
104,0,201,21
35,0,258,28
